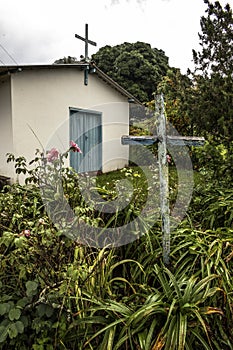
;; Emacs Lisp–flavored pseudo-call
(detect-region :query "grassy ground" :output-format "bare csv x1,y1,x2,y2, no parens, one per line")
96,165,179,207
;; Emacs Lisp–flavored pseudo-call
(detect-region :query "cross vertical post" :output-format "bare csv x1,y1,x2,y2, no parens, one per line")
156,94,170,266
85,23,88,60
75,24,97,85
121,95,205,266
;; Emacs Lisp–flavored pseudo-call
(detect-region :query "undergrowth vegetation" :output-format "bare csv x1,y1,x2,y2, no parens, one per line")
0,140,233,350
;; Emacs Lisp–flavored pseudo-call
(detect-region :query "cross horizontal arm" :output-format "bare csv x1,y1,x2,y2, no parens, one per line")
121,135,158,145
75,34,97,46
167,135,205,146
121,135,205,147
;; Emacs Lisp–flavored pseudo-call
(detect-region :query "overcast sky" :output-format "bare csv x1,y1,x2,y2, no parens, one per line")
0,0,232,73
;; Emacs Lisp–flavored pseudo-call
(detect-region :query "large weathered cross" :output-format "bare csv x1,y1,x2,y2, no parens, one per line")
75,24,97,86
122,94,205,266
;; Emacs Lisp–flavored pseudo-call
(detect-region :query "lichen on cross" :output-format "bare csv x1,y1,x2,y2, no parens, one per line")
122,94,205,266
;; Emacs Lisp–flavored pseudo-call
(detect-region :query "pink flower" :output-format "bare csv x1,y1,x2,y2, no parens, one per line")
20,229,31,237
70,140,82,153
166,154,172,163
47,148,59,162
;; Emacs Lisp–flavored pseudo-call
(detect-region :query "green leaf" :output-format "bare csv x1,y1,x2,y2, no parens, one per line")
190,328,212,350
83,318,124,348
37,304,54,318
26,280,38,297
14,236,27,248
99,326,116,350
8,323,18,339
8,308,21,321
15,320,24,334
37,304,47,317
0,303,8,316
192,274,219,302
164,315,177,350
0,326,8,343
17,297,31,308
177,313,187,350
0,232,14,248
20,315,29,328
145,318,158,350
45,305,54,318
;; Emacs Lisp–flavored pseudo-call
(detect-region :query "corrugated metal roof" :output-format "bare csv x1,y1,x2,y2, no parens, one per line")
0,63,141,104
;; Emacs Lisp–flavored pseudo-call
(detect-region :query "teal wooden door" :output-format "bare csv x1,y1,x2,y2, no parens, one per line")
70,109,102,173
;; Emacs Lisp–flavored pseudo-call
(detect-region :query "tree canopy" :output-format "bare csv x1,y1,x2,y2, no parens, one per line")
91,41,170,102
53,1,232,146
192,0,233,77
156,68,192,135
189,0,233,144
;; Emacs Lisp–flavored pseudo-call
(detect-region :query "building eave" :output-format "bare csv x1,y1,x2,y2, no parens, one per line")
0,63,141,104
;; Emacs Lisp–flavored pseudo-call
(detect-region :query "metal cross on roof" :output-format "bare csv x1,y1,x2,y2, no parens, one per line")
75,24,97,86
75,24,97,62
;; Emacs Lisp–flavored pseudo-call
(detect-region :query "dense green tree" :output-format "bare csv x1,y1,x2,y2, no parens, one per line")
192,0,232,76
156,68,192,135
92,42,170,102
189,0,233,144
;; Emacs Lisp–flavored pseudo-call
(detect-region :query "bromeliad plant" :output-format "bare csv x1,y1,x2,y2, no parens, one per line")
63,263,226,350
152,264,223,350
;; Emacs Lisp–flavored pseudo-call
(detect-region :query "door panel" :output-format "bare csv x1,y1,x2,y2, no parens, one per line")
70,109,102,173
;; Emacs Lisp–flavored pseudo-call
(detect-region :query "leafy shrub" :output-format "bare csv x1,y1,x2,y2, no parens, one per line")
0,144,233,349
192,137,233,185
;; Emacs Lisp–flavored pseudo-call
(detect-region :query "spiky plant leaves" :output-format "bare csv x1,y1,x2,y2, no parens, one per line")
177,313,187,350
152,263,224,349
98,325,116,350
200,307,223,316
188,328,213,350
151,330,166,350
144,319,158,350
83,318,125,349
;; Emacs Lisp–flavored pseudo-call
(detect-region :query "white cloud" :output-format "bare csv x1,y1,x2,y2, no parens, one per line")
0,0,211,71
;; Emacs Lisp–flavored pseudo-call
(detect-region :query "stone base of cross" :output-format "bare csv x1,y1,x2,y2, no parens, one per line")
122,94,205,266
